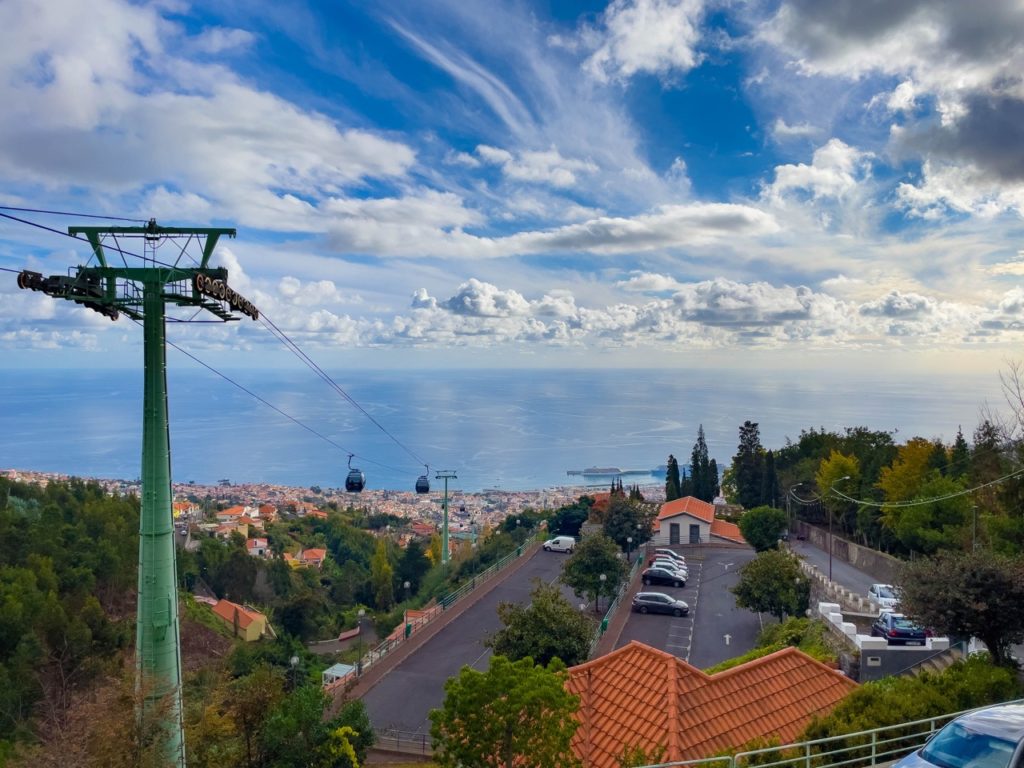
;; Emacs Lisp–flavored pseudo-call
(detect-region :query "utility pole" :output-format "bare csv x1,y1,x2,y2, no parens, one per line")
18,220,256,767
436,470,457,567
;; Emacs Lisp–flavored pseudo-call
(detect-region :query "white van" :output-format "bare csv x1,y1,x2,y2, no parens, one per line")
543,535,576,553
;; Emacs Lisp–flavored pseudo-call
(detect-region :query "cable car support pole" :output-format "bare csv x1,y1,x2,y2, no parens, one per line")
436,470,457,568
17,220,255,767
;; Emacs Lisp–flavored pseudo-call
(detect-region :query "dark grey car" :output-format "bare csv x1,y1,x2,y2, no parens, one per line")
631,591,689,617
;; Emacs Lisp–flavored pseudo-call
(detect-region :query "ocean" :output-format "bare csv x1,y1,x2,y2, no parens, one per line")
0,367,1006,493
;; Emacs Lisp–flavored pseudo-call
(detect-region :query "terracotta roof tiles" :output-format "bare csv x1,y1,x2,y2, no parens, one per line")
710,518,746,544
567,642,856,768
657,496,715,523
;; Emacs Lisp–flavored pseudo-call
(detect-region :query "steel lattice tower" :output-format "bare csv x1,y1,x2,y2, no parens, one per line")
18,220,257,767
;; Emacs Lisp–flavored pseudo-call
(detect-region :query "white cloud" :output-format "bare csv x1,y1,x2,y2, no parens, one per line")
767,139,872,202
771,118,819,140
582,0,707,83
617,272,684,292
476,144,598,188
189,27,255,55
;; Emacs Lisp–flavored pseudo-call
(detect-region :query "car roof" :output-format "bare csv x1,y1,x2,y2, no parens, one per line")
635,591,673,600
954,704,1024,742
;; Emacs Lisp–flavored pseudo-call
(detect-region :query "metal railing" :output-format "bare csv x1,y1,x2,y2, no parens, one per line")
374,727,433,756
325,536,541,693
587,553,644,658
637,700,1024,768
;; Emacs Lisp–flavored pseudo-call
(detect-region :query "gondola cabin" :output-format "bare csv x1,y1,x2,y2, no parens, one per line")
415,475,430,494
345,468,366,493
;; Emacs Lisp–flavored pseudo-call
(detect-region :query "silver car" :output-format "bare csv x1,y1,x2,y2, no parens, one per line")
894,703,1024,768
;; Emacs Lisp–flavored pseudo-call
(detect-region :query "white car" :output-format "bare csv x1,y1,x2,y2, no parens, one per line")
654,549,687,565
650,560,688,578
543,535,576,553
869,583,900,610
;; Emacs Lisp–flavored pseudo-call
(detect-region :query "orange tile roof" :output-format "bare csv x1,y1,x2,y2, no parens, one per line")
301,548,327,562
591,492,611,514
306,509,328,519
211,599,264,630
657,496,715,523
219,505,246,517
710,518,746,544
566,641,856,768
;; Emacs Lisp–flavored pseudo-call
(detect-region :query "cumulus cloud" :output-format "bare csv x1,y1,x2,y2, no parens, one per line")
617,272,684,292
476,145,598,187
582,0,707,83
767,139,872,201
859,290,935,318
442,279,531,317
0,0,416,234
771,119,819,140
759,0,1024,218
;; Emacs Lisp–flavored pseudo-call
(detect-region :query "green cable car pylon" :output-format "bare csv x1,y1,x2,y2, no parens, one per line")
17,219,257,767
435,469,457,567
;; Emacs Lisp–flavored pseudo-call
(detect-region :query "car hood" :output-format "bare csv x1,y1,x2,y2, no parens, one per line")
893,750,931,768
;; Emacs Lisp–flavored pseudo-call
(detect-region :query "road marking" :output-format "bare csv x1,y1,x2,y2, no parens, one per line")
724,633,731,645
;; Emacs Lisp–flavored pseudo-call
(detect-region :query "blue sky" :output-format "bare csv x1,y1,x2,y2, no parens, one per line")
4,0,1024,372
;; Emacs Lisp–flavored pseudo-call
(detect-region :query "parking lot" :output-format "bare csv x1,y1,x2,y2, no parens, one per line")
616,546,761,669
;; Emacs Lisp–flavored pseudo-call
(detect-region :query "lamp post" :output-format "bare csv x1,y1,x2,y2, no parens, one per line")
626,536,633,563
598,573,607,613
403,580,411,603
972,505,978,551
827,476,851,582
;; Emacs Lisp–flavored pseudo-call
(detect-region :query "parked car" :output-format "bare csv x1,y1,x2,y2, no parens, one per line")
654,548,687,565
641,566,686,588
632,591,689,617
649,559,688,578
871,611,927,645
893,703,1024,768
869,583,901,610
543,535,575,553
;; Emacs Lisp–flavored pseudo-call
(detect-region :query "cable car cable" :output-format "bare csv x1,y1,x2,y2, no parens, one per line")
0,205,148,222
136,322,413,475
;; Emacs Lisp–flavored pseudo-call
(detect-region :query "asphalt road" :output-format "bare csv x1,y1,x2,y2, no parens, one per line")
616,547,761,668
362,548,575,735
789,539,881,599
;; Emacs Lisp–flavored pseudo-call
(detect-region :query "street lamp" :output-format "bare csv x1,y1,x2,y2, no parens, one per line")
598,573,607,613
403,580,411,603
626,536,633,563
827,476,851,582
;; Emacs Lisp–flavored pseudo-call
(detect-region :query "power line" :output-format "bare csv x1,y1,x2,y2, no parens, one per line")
257,312,430,469
0,205,146,223
829,466,1024,508
4,209,433,472
152,325,412,475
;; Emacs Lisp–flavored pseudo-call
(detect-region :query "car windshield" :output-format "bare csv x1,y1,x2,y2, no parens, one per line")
921,721,1016,768
893,617,920,630
877,586,896,598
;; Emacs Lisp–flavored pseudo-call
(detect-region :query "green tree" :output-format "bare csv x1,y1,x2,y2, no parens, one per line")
690,425,713,502
602,496,654,552
561,534,626,613
370,539,395,610
486,581,594,667
396,539,430,597
738,506,788,552
732,550,809,622
815,450,860,539
802,655,1021,742
708,458,719,497
228,664,285,768
949,426,970,480
665,455,681,502
429,655,581,768
899,550,1024,666
733,421,765,509
548,497,592,538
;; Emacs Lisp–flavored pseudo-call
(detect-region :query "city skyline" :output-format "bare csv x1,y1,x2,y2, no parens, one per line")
2,1,1024,375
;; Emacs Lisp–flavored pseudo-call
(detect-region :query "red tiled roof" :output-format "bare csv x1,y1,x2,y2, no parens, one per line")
301,548,327,562
211,599,265,630
219,505,246,517
306,509,328,519
258,504,276,515
657,496,715,523
566,641,856,768
710,518,746,544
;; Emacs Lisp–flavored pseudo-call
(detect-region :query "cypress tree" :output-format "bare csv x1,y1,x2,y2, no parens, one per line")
691,425,712,502
950,426,970,480
708,458,719,497
665,454,681,501
734,421,765,509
